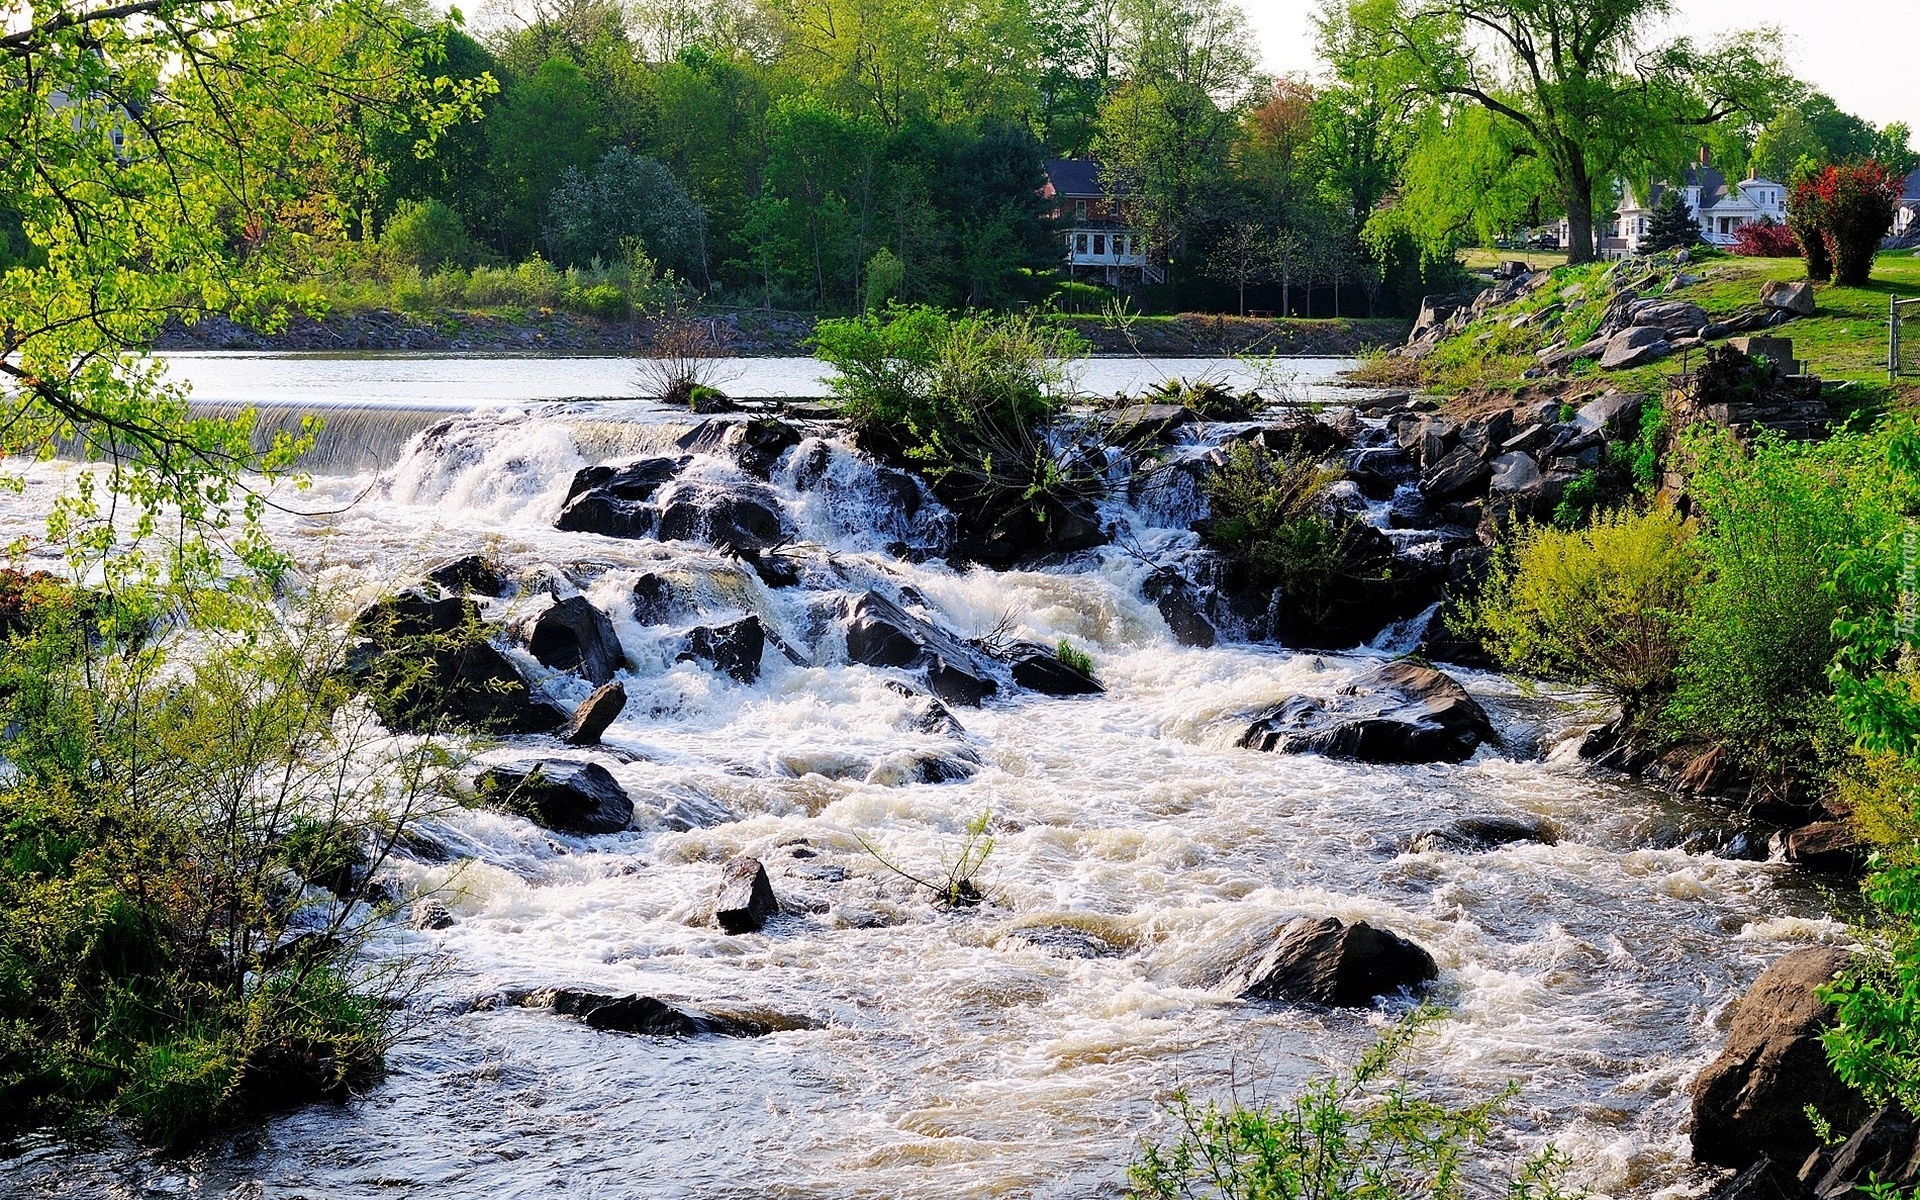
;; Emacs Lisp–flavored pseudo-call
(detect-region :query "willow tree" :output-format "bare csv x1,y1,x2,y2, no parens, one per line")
1,0,486,549
1324,0,1793,263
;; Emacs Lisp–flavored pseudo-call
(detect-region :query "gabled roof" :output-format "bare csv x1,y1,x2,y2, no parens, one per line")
1903,169,1920,203
1641,166,1782,214
1044,159,1106,198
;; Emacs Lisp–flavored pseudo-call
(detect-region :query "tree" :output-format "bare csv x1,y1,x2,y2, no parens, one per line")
382,199,476,271
1327,0,1794,264
1804,162,1905,286
1204,222,1278,316
485,56,610,254
1641,188,1702,252
545,148,708,275
1751,93,1912,181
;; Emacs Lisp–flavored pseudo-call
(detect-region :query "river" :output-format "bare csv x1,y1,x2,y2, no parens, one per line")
0,354,1840,1200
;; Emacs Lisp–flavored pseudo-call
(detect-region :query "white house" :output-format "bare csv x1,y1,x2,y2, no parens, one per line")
1896,169,1920,238
1557,155,1788,257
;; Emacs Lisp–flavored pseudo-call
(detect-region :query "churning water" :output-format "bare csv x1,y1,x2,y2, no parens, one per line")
0,356,1842,1200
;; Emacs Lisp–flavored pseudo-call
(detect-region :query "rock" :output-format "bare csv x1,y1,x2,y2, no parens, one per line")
1422,445,1491,499
564,680,627,746
1673,744,1742,796
554,456,688,538
1407,815,1556,853
656,486,787,550
1800,1107,1920,1199
409,899,455,930
630,572,680,625
348,592,567,735
1457,410,1514,458
1633,299,1710,340
840,591,997,706
1706,1159,1810,1200
1242,916,1439,1007
734,544,801,588
425,554,510,597
679,615,766,683
677,416,802,478
1109,403,1194,441
1600,326,1672,370
1240,661,1497,764
521,595,622,685
478,759,634,835
1690,947,1867,1169
1762,280,1817,317
1783,822,1867,874
524,988,781,1037
1003,924,1123,959
658,791,737,831
1143,570,1217,647
1572,391,1646,439
714,856,779,933
1487,452,1543,496
1005,642,1104,696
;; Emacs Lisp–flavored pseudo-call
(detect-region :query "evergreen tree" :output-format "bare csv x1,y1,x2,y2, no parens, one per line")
1643,188,1703,251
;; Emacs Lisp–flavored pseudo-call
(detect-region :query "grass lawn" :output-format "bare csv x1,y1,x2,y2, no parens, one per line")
1458,246,1570,272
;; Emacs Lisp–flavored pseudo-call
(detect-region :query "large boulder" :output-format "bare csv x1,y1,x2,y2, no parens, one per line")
1761,280,1817,317
520,595,622,685
1600,326,1671,370
656,484,788,550
1783,822,1867,875
1143,570,1218,648
1633,299,1711,341
714,856,780,933
840,591,997,706
348,591,566,734
1572,391,1646,439
1239,661,1497,764
1005,642,1104,696
1487,452,1544,496
630,572,682,625
1242,916,1438,1007
425,553,510,598
679,615,766,683
1800,1107,1920,1199
1690,947,1869,1169
478,759,634,835
1422,445,1491,499
554,456,688,538
564,680,627,746
676,417,803,478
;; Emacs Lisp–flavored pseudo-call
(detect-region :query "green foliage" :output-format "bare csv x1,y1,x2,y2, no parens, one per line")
1666,428,1899,792
854,810,996,908
0,571,452,1147
565,281,631,320
1470,507,1699,705
381,198,475,272
1056,639,1095,675
1200,442,1392,637
1127,1010,1574,1200
544,147,706,274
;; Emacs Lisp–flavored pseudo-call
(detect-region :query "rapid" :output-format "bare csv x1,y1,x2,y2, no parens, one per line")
0,354,1844,1200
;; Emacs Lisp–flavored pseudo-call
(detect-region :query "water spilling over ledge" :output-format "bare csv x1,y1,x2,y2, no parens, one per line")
0,353,1842,1199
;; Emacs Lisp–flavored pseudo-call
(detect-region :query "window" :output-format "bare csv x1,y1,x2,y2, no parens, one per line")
1093,234,1106,255
1075,234,1088,255
1075,199,1087,219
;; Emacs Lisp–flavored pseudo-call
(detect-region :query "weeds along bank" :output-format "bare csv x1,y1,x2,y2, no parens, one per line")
0,306,1902,1198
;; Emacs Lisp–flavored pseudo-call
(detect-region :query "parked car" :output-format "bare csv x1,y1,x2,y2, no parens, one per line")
1528,232,1560,250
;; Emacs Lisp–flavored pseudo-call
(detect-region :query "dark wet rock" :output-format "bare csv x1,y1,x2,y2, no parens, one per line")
1457,410,1514,458
1422,445,1490,499
677,416,803,478
734,544,802,588
658,791,737,831
1407,816,1556,853
1240,662,1496,763
1690,946,1867,1169
409,899,455,931
564,680,627,746
1003,923,1123,959
630,572,681,625
478,759,634,835
679,615,766,683
524,988,783,1037
1783,822,1867,875
1706,1159,1810,1200
1799,1107,1920,1199
914,753,979,784
955,497,1109,567
1144,570,1217,647
1108,403,1194,441
555,456,688,538
715,856,780,933
1672,744,1744,797
1242,916,1438,1007
889,685,968,739
656,486,787,550
349,591,567,735
521,595,622,685
425,554,510,598
1487,451,1543,496
841,591,997,707
1005,641,1104,696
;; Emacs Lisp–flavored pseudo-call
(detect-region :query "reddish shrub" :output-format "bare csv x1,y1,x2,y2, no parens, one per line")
1731,217,1798,257
1791,162,1903,285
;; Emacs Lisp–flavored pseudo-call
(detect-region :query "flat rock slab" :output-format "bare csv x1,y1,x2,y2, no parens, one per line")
1241,916,1438,1007
1240,661,1497,763
1005,642,1104,695
522,988,810,1037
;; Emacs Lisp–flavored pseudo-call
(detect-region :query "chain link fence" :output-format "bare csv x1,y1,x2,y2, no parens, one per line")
1897,296,1920,378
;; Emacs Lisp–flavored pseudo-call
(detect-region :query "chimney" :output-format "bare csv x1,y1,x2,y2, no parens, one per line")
1698,145,1711,167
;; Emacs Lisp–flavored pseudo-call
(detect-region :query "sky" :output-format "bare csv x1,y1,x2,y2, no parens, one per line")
1242,0,1920,135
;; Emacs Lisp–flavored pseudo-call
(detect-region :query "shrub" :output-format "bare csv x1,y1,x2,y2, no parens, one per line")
1048,280,1110,314
380,198,472,273
544,147,706,273
1731,216,1798,257
565,281,630,320
637,318,736,406
1792,162,1903,285
1787,169,1834,282
1470,506,1698,706
1127,1010,1572,1200
0,576,452,1147
1200,442,1394,641
1056,638,1094,674
1666,428,1899,794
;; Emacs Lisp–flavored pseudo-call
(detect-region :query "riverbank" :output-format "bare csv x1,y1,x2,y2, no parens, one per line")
152,306,1409,358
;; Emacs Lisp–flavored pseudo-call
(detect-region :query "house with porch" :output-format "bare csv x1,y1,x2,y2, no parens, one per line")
1041,159,1161,285
1558,153,1788,257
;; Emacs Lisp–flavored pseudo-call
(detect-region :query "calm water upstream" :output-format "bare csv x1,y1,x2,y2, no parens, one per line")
0,354,1838,1200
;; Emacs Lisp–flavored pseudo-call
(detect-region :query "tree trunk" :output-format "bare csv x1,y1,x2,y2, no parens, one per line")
1239,275,1246,317
1564,163,1598,264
